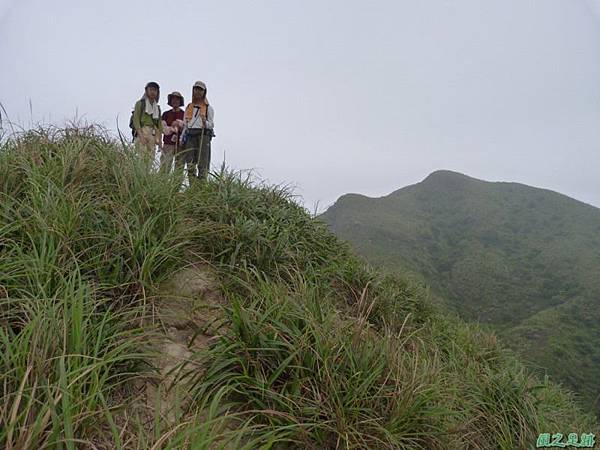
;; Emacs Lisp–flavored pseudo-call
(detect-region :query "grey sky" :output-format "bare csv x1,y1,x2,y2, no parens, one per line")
1,0,599,211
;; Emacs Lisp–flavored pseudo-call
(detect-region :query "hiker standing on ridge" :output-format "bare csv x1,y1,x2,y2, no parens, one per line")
160,91,185,173
180,81,215,181
132,81,163,165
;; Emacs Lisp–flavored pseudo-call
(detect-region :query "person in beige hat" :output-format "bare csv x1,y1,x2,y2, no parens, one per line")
180,81,215,181
160,91,185,173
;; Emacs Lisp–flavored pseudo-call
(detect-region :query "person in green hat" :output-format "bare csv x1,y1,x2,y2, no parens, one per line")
132,81,164,164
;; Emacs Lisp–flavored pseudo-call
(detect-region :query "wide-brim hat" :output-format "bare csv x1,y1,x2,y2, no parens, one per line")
167,91,184,106
193,81,207,90
145,81,160,91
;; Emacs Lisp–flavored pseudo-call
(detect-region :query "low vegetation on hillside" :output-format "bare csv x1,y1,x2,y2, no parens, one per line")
0,129,596,449
321,169,600,415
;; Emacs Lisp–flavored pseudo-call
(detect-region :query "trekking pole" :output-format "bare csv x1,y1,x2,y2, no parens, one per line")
199,126,205,180
179,123,189,185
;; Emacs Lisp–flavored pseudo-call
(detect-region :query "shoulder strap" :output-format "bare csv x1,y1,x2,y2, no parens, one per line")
134,98,146,116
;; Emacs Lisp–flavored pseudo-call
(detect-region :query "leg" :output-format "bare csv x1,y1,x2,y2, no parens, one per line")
145,140,156,169
160,144,175,173
134,131,147,156
173,144,191,187
185,135,200,183
174,144,185,176
197,135,212,180
135,127,156,167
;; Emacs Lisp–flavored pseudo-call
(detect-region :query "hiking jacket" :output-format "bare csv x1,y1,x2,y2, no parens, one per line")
161,109,185,145
133,100,164,133
184,102,215,130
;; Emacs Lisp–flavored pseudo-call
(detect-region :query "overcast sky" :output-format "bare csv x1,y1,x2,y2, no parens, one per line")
1,0,599,211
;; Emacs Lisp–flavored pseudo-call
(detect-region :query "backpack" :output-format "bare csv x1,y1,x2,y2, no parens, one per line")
129,99,161,140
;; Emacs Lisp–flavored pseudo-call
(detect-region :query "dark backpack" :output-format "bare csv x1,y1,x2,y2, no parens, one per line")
129,99,161,140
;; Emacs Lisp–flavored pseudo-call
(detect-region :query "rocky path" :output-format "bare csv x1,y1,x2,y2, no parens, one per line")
144,264,224,422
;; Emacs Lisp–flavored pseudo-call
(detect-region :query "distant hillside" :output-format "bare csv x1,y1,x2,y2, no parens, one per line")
321,170,600,413
1,132,596,448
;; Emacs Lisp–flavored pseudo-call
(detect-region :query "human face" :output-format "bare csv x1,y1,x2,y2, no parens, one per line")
192,86,205,101
146,87,158,101
170,96,181,108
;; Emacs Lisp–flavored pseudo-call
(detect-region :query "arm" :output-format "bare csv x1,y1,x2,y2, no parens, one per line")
154,109,163,148
205,105,214,130
161,112,171,135
157,111,164,134
132,101,142,131
179,122,188,146
182,104,191,127
180,108,191,145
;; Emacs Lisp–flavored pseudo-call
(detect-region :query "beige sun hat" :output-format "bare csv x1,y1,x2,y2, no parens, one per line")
192,81,209,104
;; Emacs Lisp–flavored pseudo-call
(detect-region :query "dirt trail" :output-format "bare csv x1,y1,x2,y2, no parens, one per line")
144,264,224,421
93,265,229,448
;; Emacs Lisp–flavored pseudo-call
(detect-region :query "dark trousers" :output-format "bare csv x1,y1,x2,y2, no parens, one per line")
177,131,212,181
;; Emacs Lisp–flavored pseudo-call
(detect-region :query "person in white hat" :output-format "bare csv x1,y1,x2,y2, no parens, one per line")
180,81,215,181
160,91,185,173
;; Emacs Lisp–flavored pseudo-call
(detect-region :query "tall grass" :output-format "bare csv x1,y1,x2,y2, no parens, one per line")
176,167,597,447
0,127,186,448
184,276,448,449
0,127,596,448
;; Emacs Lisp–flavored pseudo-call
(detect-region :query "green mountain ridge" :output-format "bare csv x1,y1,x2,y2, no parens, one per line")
321,169,600,414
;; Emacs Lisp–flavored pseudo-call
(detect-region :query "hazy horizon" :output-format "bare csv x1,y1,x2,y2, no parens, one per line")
1,0,599,211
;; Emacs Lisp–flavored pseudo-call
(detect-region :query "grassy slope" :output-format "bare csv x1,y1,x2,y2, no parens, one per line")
320,169,600,414
0,131,596,449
